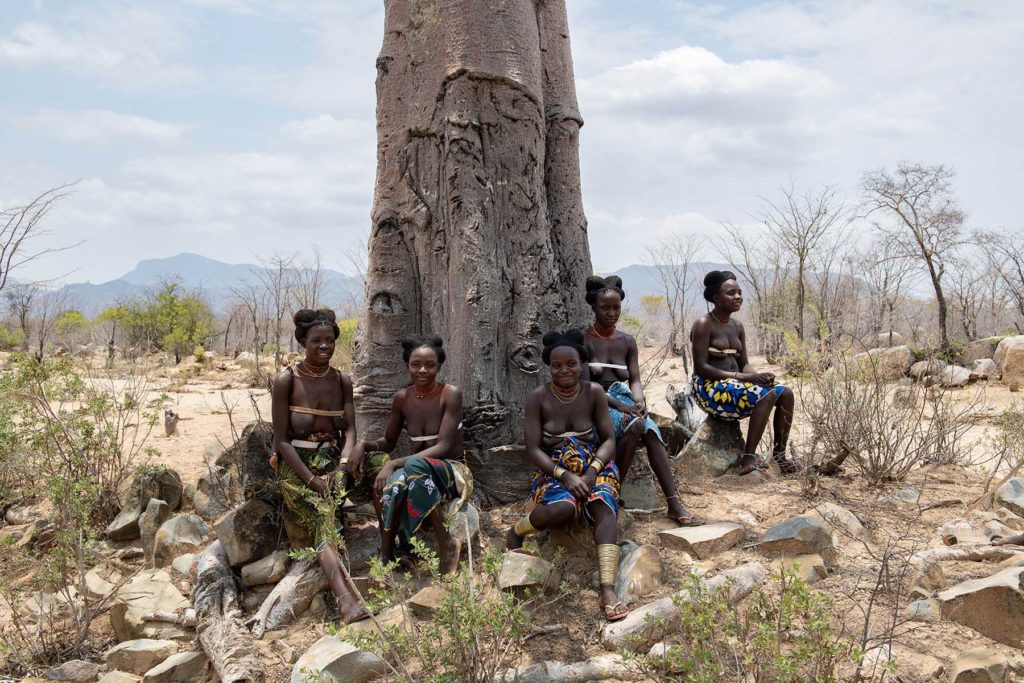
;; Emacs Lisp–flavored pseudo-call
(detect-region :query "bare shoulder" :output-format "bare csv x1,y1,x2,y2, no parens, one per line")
621,331,638,349
587,381,608,403
734,319,748,335
444,384,464,407
336,369,353,390
526,384,547,403
272,367,293,392
392,386,410,408
691,315,711,333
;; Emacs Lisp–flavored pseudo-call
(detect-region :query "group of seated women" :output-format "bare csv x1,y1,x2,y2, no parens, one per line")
271,270,794,625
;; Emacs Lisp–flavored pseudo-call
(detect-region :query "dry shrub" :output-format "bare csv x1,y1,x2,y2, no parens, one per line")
800,353,979,485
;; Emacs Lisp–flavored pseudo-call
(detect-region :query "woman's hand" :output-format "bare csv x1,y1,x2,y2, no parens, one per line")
374,463,396,498
581,468,598,491
749,371,775,386
560,471,591,501
308,472,332,496
346,443,366,480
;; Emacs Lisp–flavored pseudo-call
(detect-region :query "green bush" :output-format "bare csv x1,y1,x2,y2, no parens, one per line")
0,326,24,351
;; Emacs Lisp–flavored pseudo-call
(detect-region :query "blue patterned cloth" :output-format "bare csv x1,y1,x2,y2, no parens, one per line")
605,381,665,445
532,435,619,521
691,375,786,420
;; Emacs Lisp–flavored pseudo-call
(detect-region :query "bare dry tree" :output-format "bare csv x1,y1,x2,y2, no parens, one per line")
978,227,1024,332
33,287,71,360
4,283,38,351
948,250,989,341
229,281,269,382
0,183,79,293
290,248,327,312
852,244,913,345
757,183,852,341
645,232,701,361
862,163,965,353
254,252,296,369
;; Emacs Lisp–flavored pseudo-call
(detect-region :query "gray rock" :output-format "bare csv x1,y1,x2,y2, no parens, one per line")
909,359,947,381
498,552,560,592
905,598,941,623
152,515,206,569
169,553,196,579
964,336,1005,364
193,467,240,523
84,565,122,602
105,468,183,541
105,507,143,542
615,543,664,603
43,659,98,682
882,486,921,506
949,647,1009,683
970,358,1000,380
141,651,207,683
241,550,290,587
109,570,190,642
939,365,974,388
997,478,1024,518
756,516,835,564
995,335,1024,388
213,499,279,568
807,502,866,541
937,565,1024,647
139,499,171,567
290,636,387,683
852,345,914,380
105,639,178,675
679,417,743,479
407,585,444,618
659,522,745,559
447,500,480,543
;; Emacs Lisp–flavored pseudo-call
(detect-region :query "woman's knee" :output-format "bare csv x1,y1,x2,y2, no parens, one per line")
778,386,795,406
404,456,429,475
542,503,576,527
627,420,644,436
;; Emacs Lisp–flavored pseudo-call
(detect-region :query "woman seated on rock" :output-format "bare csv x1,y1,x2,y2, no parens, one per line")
690,271,796,475
270,308,370,624
350,337,472,574
506,330,630,622
583,275,703,527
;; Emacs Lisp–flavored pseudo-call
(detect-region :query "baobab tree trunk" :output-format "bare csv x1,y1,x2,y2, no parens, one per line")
354,0,592,457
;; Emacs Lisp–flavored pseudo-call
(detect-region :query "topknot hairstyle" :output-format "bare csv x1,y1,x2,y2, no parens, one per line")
541,329,590,365
293,308,340,343
401,336,446,365
585,275,626,305
702,270,738,303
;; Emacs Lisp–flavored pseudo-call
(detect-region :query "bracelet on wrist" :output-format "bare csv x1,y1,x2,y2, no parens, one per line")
587,461,603,474
553,465,567,480
306,472,317,486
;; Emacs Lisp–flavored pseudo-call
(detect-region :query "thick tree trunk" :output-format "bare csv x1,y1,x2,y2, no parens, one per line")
354,0,592,452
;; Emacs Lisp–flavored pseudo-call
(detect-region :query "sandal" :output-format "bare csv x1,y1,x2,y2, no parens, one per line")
666,496,704,527
602,601,630,622
733,454,765,476
344,605,373,625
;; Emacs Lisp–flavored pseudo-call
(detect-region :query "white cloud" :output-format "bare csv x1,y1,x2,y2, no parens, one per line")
280,115,371,143
18,108,186,144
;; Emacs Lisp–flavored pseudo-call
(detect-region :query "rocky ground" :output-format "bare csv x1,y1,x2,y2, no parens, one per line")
4,338,1024,682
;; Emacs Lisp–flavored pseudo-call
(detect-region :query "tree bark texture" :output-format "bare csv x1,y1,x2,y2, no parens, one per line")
354,0,593,454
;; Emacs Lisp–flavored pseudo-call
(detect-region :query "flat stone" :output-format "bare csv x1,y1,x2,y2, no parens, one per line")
109,570,189,642
937,565,1024,647
105,639,178,675
83,565,123,601
970,358,999,380
290,636,387,683
770,554,828,584
615,544,664,603
20,590,73,624
344,604,414,638
905,598,941,623
997,478,1024,518
169,553,196,579
43,659,98,682
141,651,207,683
756,516,835,564
98,673,142,683
408,585,445,617
658,522,745,560
806,503,865,541
498,552,560,592
241,550,290,588
213,499,279,568
949,647,1009,683
139,499,171,566
153,515,206,569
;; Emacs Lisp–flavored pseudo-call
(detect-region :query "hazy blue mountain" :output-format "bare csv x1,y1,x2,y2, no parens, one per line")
60,253,363,316
605,261,736,311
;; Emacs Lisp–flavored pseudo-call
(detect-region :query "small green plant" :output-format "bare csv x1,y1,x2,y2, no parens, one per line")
193,344,206,363
632,568,856,683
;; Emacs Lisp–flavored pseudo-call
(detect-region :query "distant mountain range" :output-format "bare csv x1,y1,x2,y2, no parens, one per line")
56,253,732,317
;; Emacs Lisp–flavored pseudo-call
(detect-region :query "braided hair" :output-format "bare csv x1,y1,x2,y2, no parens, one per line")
293,308,340,343
401,336,446,365
541,329,590,365
702,270,737,303
585,275,626,305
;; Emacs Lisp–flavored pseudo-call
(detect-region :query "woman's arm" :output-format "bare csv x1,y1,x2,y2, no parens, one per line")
737,323,774,384
409,385,463,461
271,370,323,493
625,335,646,411
691,318,735,380
371,392,413,496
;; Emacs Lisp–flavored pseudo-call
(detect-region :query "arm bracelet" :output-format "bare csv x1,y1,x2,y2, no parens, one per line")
587,460,603,474
306,472,316,486
553,465,568,480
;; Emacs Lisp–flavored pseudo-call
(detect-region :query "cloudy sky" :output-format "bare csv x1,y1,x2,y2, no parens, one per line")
2,0,1022,284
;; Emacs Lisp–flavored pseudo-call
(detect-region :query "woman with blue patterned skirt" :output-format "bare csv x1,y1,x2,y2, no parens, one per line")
690,271,797,475
505,330,630,622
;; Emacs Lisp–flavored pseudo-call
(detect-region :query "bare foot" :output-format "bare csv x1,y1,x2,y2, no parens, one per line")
734,453,762,476
992,533,1024,546
505,526,524,551
337,596,369,625
598,585,629,622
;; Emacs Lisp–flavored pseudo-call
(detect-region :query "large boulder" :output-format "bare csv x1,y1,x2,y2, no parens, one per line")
152,515,207,569
969,358,1000,380
875,332,905,348
109,570,190,642
192,467,241,523
105,639,178,675
241,550,290,587
755,516,835,564
615,543,664,604
995,336,1024,387
937,565,1024,647
212,499,279,568
105,468,183,541
498,552,560,593
939,365,974,388
678,417,743,479
997,478,1024,518
949,648,1010,683
965,336,1005,364
139,499,171,566
852,345,914,381
215,421,278,505
290,636,387,683
910,359,946,381
658,522,745,559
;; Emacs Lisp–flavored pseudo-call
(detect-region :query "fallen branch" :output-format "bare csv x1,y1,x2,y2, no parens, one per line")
142,610,197,627
502,654,641,682
524,623,566,641
194,541,264,683
250,558,326,639
921,498,963,512
909,544,1018,573
602,562,767,652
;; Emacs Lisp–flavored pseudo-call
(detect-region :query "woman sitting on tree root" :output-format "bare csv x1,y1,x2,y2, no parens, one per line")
690,271,797,476
506,330,630,622
351,337,472,574
583,275,703,527
270,308,370,624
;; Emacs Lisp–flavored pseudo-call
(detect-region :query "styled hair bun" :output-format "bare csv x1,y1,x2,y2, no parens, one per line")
702,270,737,303
585,274,626,305
401,335,446,365
541,329,590,365
293,308,341,343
